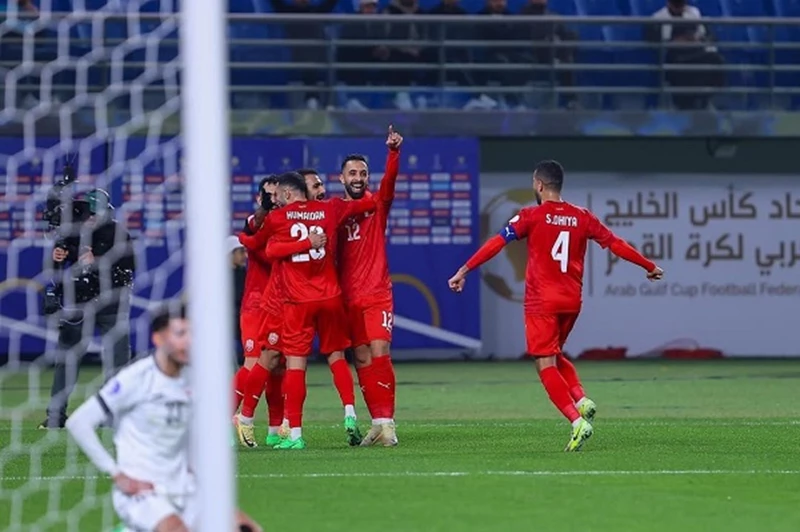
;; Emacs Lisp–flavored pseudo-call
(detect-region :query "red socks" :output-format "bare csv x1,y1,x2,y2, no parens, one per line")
356,364,379,419
240,363,269,419
232,366,250,414
556,354,586,403
357,355,396,420
372,355,396,419
266,368,285,427
283,368,307,428
539,366,581,423
329,358,356,407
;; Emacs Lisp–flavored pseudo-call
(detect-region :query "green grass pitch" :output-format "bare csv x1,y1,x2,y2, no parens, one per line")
2,360,800,531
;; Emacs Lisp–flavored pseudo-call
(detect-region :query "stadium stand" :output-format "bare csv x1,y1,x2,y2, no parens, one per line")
1,0,798,111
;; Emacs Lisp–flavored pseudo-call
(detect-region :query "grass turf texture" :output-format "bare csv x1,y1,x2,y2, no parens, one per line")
2,360,800,531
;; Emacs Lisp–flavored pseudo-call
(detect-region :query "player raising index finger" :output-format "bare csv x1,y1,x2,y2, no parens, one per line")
337,125,402,447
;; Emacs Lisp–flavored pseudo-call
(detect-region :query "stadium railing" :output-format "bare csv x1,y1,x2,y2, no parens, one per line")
1,14,799,112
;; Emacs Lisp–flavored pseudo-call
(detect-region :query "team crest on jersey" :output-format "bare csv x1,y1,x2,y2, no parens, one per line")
245,339,254,352
268,333,279,345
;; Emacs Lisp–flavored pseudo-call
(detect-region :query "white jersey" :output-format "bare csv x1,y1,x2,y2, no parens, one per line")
97,355,194,495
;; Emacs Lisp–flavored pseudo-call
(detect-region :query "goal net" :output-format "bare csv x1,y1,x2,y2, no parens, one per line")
0,1,232,530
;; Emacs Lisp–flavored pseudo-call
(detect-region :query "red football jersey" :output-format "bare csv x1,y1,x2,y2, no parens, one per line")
504,201,615,314
238,214,271,314
259,260,285,317
262,197,376,303
337,149,400,304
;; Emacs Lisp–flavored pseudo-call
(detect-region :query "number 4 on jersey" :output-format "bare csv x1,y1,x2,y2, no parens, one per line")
291,222,326,263
551,230,570,273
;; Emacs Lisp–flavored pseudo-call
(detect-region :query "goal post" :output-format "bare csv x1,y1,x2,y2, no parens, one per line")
181,1,235,531
0,1,234,530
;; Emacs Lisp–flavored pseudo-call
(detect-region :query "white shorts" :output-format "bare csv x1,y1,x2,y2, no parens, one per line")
112,490,197,531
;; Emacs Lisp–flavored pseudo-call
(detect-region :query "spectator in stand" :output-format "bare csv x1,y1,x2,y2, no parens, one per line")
427,0,474,88
269,0,340,110
647,0,725,110
384,0,433,110
336,0,391,110
475,0,530,109
519,0,578,108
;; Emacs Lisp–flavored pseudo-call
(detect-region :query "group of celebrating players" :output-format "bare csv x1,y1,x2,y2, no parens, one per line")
228,127,664,453
230,126,404,450
63,129,666,531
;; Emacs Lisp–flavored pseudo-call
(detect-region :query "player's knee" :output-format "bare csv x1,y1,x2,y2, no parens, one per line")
285,355,307,371
262,350,280,370
327,351,345,365
370,340,390,359
154,514,189,532
534,355,557,373
353,345,372,367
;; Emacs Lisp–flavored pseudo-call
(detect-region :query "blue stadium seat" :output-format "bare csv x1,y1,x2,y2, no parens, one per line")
769,0,800,98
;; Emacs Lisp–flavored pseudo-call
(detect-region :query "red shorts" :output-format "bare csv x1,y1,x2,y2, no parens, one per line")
258,311,283,353
282,296,350,356
524,313,579,357
347,294,393,347
240,311,264,358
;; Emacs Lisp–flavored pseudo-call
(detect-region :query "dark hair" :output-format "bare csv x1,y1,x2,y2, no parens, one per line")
533,160,565,192
295,168,319,178
340,154,368,172
151,303,187,333
258,175,278,192
276,171,309,199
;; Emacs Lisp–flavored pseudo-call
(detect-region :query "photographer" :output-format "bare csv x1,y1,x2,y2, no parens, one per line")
40,187,136,429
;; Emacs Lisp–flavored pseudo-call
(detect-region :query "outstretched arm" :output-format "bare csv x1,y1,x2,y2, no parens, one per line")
341,196,377,221
265,238,312,261
265,230,327,261
608,238,656,271
449,212,531,293
589,213,662,279
448,234,508,292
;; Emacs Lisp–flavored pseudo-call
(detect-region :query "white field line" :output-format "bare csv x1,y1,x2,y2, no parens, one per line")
3,469,800,483
297,420,800,429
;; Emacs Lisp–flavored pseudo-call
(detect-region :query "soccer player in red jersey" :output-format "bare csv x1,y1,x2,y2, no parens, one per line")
232,177,277,415
234,179,327,448
337,126,402,446
255,171,377,450
448,160,664,451
298,168,326,200
298,167,364,446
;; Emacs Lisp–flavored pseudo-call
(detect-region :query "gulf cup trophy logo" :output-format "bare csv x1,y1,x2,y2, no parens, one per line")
479,189,536,302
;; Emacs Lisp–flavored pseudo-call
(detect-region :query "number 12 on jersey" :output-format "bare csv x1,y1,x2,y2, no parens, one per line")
291,222,326,262
551,230,570,273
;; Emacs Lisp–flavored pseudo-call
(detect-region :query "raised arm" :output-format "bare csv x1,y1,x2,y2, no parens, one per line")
376,128,403,204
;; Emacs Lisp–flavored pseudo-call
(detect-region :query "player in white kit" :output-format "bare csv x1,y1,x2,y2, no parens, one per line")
66,304,261,532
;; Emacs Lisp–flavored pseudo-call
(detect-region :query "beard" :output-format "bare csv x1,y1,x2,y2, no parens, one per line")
314,192,325,200
167,351,189,368
345,182,366,199
534,190,542,205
